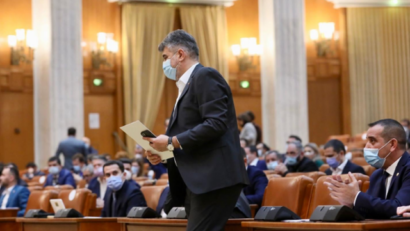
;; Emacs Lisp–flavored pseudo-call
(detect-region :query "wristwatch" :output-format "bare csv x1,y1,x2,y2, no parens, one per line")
167,137,174,151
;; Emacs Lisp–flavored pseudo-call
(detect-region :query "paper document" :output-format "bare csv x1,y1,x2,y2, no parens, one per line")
120,120,174,160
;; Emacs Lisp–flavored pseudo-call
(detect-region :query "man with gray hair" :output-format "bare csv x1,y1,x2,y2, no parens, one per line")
275,141,319,176
143,30,248,230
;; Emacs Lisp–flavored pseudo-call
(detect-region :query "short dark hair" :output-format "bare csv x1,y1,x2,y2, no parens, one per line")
103,160,124,173
4,166,20,183
158,30,199,59
401,119,410,127
289,135,302,143
248,145,258,155
118,158,132,165
26,162,37,169
93,155,108,162
72,153,85,163
240,139,249,146
7,163,19,170
262,143,270,151
68,127,76,136
369,119,407,150
324,139,346,154
246,111,255,121
48,156,61,165
237,113,251,124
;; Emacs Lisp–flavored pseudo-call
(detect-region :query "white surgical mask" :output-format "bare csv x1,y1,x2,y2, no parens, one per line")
125,170,132,180
363,139,393,169
257,150,262,157
267,161,278,170
162,54,179,80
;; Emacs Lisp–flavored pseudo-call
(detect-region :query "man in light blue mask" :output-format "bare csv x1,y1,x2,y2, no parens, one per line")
43,156,76,188
275,141,318,176
325,119,410,219
101,160,146,217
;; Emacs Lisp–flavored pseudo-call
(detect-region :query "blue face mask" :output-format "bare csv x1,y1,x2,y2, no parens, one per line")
364,139,393,169
267,161,278,170
49,166,60,175
286,156,299,166
326,157,340,169
73,166,81,172
131,166,139,175
162,54,179,80
107,175,124,191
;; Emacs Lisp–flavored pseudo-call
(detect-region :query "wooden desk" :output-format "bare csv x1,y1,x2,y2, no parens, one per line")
118,218,253,231
242,220,410,231
16,218,120,231
0,208,19,217
0,218,20,231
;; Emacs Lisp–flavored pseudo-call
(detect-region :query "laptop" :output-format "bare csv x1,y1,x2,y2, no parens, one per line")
50,199,66,213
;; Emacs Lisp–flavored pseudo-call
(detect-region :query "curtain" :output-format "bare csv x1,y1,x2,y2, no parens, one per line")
179,5,229,81
347,8,410,134
122,3,175,151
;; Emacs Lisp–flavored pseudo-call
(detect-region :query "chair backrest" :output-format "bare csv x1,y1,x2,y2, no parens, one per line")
308,173,370,217
262,176,314,219
77,179,87,189
266,174,282,179
286,172,326,183
362,181,370,192
160,173,168,179
134,176,148,181
263,170,276,176
58,189,91,214
83,193,97,216
25,190,59,215
140,186,167,210
352,157,368,166
44,185,74,193
28,186,43,192
351,151,364,159
156,179,168,186
31,175,47,185
319,164,329,173
362,165,376,176
328,134,350,144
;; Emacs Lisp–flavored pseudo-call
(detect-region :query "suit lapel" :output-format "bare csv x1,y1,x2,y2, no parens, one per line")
168,64,203,131
386,152,409,198
342,161,351,174
6,187,17,207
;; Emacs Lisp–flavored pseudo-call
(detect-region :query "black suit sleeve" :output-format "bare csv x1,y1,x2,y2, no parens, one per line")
176,68,230,149
126,188,147,215
303,161,319,172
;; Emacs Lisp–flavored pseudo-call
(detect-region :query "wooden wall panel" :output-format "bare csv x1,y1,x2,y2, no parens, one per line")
0,92,33,169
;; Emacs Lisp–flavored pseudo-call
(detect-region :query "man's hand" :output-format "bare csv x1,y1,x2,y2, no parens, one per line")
324,172,360,208
143,135,169,152
274,163,288,175
397,206,410,217
146,151,162,165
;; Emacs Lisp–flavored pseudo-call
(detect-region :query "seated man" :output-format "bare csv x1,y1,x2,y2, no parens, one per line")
71,153,87,183
325,119,410,219
101,160,147,217
0,167,30,216
82,165,94,189
265,150,282,171
275,141,318,176
44,157,76,188
6,163,28,187
118,158,133,181
88,156,107,205
22,162,45,181
324,139,365,175
242,148,268,207
256,143,270,160
245,146,267,171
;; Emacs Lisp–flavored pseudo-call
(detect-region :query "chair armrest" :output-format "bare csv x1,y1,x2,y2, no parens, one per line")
250,204,259,218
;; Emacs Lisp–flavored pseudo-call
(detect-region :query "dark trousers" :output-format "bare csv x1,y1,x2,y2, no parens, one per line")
184,184,243,231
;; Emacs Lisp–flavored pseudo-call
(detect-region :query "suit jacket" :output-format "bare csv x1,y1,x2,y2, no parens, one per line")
165,64,249,204
325,160,366,175
156,186,170,214
44,168,76,188
243,166,268,207
2,185,30,217
101,180,147,217
285,156,319,176
354,152,410,219
55,137,87,169
255,160,268,171
144,158,167,179
232,191,252,218
87,177,103,198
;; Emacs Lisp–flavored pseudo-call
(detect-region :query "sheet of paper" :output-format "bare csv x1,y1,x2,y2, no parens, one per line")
120,120,174,160
89,113,100,129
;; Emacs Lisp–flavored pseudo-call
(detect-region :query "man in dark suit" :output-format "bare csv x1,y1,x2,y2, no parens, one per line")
144,30,248,231
44,157,76,188
55,127,88,169
245,146,268,171
0,167,30,216
101,160,146,217
242,148,268,207
324,139,365,175
88,156,107,207
325,119,410,219
275,141,318,176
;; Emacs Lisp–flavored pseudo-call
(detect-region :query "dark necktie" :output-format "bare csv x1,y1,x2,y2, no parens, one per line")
112,193,116,217
379,171,390,199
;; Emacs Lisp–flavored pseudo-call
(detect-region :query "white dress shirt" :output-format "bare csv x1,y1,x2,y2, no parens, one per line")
354,156,402,205
1,185,15,208
174,63,199,110
249,158,259,167
98,177,107,199
331,158,348,175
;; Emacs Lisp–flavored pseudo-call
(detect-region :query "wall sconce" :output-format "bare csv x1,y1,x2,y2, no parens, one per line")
83,32,119,70
7,29,37,66
231,37,262,72
310,22,339,57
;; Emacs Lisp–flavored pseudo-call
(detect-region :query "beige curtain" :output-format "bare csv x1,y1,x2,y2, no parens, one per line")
348,8,410,134
179,5,229,81
122,4,175,151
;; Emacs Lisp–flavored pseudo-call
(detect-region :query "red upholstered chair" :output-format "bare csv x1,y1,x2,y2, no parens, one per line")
58,189,91,215
140,186,167,211
25,190,59,215
286,171,326,183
